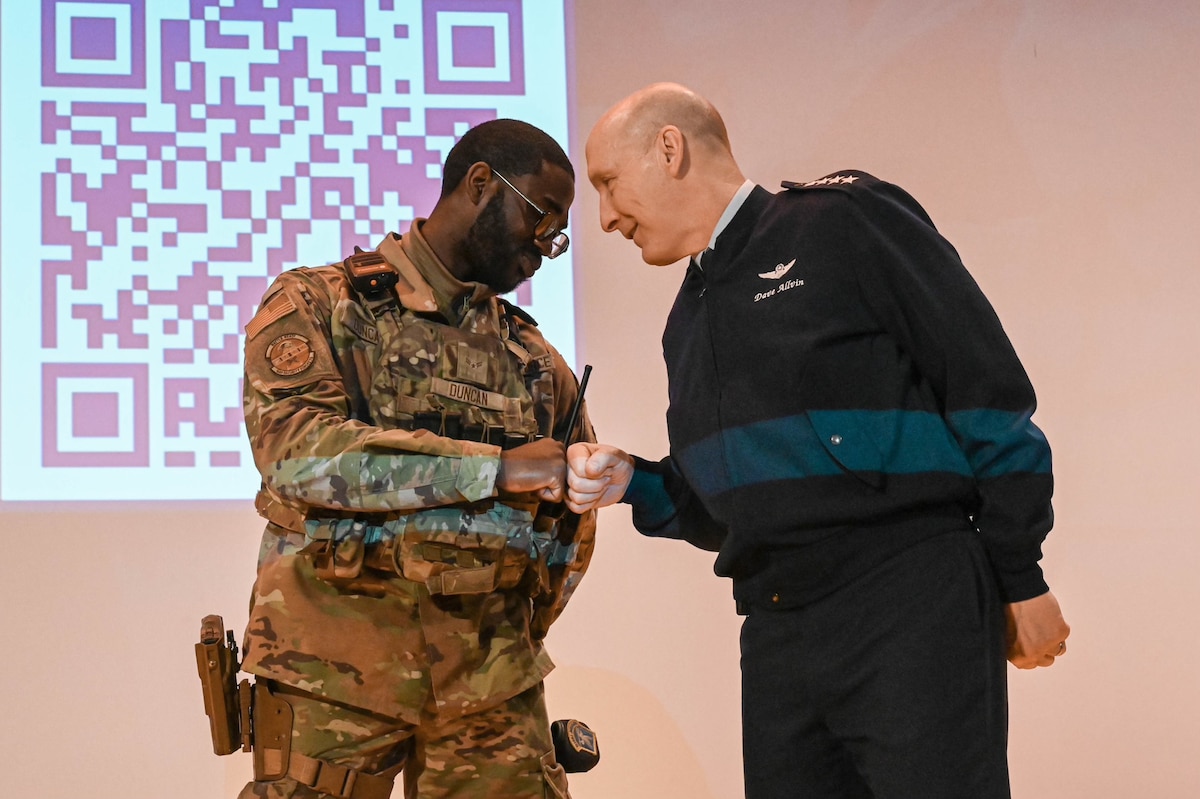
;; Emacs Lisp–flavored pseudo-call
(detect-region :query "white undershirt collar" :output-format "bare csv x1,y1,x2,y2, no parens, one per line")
694,179,755,266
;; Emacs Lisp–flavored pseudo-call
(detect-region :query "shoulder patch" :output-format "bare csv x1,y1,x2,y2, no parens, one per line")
264,333,316,376
246,291,297,340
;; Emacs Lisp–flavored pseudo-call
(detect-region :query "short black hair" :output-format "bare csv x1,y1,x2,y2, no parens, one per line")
440,118,574,198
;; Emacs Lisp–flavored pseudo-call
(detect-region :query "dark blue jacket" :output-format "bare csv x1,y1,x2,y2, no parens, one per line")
623,172,1053,606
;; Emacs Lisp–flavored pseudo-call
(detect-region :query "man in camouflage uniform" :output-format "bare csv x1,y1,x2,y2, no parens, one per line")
237,119,594,799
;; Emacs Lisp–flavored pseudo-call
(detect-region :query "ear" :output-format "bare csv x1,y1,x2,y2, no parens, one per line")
462,161,493,206
655,125,689,178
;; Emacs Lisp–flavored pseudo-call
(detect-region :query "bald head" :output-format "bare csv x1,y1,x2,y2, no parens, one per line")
586,83,746,266
595,82,732,158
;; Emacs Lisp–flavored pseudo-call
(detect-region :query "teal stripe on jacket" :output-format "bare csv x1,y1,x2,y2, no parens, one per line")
676,409,1047,495
946,408,1052,478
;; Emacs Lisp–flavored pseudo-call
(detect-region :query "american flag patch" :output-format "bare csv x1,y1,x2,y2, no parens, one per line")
245,293,297,340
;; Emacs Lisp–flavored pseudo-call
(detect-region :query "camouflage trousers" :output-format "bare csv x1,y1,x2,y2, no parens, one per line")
236,680,569,799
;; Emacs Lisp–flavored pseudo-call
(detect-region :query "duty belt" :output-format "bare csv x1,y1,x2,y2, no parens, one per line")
362,537,529,595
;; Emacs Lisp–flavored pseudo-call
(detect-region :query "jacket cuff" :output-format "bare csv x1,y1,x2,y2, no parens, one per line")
455,444,502,502
994,562,1049,603
621,456,677,531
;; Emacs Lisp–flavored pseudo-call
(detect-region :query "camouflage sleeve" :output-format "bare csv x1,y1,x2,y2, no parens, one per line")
529,337,598,639
243,270,501,512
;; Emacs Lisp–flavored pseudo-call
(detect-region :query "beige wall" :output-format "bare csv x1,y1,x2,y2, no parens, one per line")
4,1,1199,797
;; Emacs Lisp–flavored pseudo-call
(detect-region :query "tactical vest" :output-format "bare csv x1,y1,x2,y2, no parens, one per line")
344,249,552,450
269,250,560,593
254,246,561,588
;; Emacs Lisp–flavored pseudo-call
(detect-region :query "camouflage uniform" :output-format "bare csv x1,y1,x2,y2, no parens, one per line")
237,222,595,799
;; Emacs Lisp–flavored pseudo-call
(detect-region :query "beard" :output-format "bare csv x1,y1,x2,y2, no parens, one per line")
460,194,542,295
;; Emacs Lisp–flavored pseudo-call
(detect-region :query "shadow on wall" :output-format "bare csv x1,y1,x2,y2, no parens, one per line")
546,665,722,799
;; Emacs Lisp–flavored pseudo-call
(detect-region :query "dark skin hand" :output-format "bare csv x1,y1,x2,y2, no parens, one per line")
496,438,566,501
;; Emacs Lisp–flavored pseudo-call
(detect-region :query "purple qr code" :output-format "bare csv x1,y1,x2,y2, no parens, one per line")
12,0,565,499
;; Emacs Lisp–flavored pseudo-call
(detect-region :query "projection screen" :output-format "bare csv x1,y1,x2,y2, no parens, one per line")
1,0,575,502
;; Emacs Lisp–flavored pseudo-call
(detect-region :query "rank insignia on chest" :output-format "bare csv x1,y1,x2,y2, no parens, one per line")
454,342,490,386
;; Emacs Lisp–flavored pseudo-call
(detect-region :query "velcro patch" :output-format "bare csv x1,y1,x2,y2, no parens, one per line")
342,314,379,344
454,342,490,386
431,377,506,411
265,333,316,376
246,292,297,340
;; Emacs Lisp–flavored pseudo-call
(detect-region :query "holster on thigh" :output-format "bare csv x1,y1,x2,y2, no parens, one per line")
252,682,294,781
249,682,397,799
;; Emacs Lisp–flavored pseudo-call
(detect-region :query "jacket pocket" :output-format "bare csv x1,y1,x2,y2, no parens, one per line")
806,410,886,490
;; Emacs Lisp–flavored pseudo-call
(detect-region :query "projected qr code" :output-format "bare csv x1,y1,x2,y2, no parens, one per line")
0,0,573,501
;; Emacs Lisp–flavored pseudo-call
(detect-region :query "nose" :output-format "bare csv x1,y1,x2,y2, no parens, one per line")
598,192,620,234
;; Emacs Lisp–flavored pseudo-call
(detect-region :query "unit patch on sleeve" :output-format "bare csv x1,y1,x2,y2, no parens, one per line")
265,333,317,376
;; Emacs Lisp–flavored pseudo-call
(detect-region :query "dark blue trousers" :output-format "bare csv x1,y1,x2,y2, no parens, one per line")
740,531,1010,799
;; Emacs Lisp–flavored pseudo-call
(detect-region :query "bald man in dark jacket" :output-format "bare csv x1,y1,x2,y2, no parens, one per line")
568,82,1069,799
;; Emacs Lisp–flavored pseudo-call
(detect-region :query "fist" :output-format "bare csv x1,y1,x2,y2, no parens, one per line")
497,438,567,501
566,442,634,513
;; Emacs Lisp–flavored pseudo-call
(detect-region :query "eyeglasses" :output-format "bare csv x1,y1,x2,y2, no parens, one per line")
490,168,570,259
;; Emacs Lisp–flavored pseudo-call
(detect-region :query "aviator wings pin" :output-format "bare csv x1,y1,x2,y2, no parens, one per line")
758,258,796,280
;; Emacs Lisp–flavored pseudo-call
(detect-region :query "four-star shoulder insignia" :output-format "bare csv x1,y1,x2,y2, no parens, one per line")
781,174,861,190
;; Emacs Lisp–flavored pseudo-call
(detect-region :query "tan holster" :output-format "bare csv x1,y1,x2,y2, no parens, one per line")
251,682,394,799
251,681,293,780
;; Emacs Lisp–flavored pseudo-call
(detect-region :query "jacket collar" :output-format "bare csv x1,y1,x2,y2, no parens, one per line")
376,221,493,325
704,185,773,273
